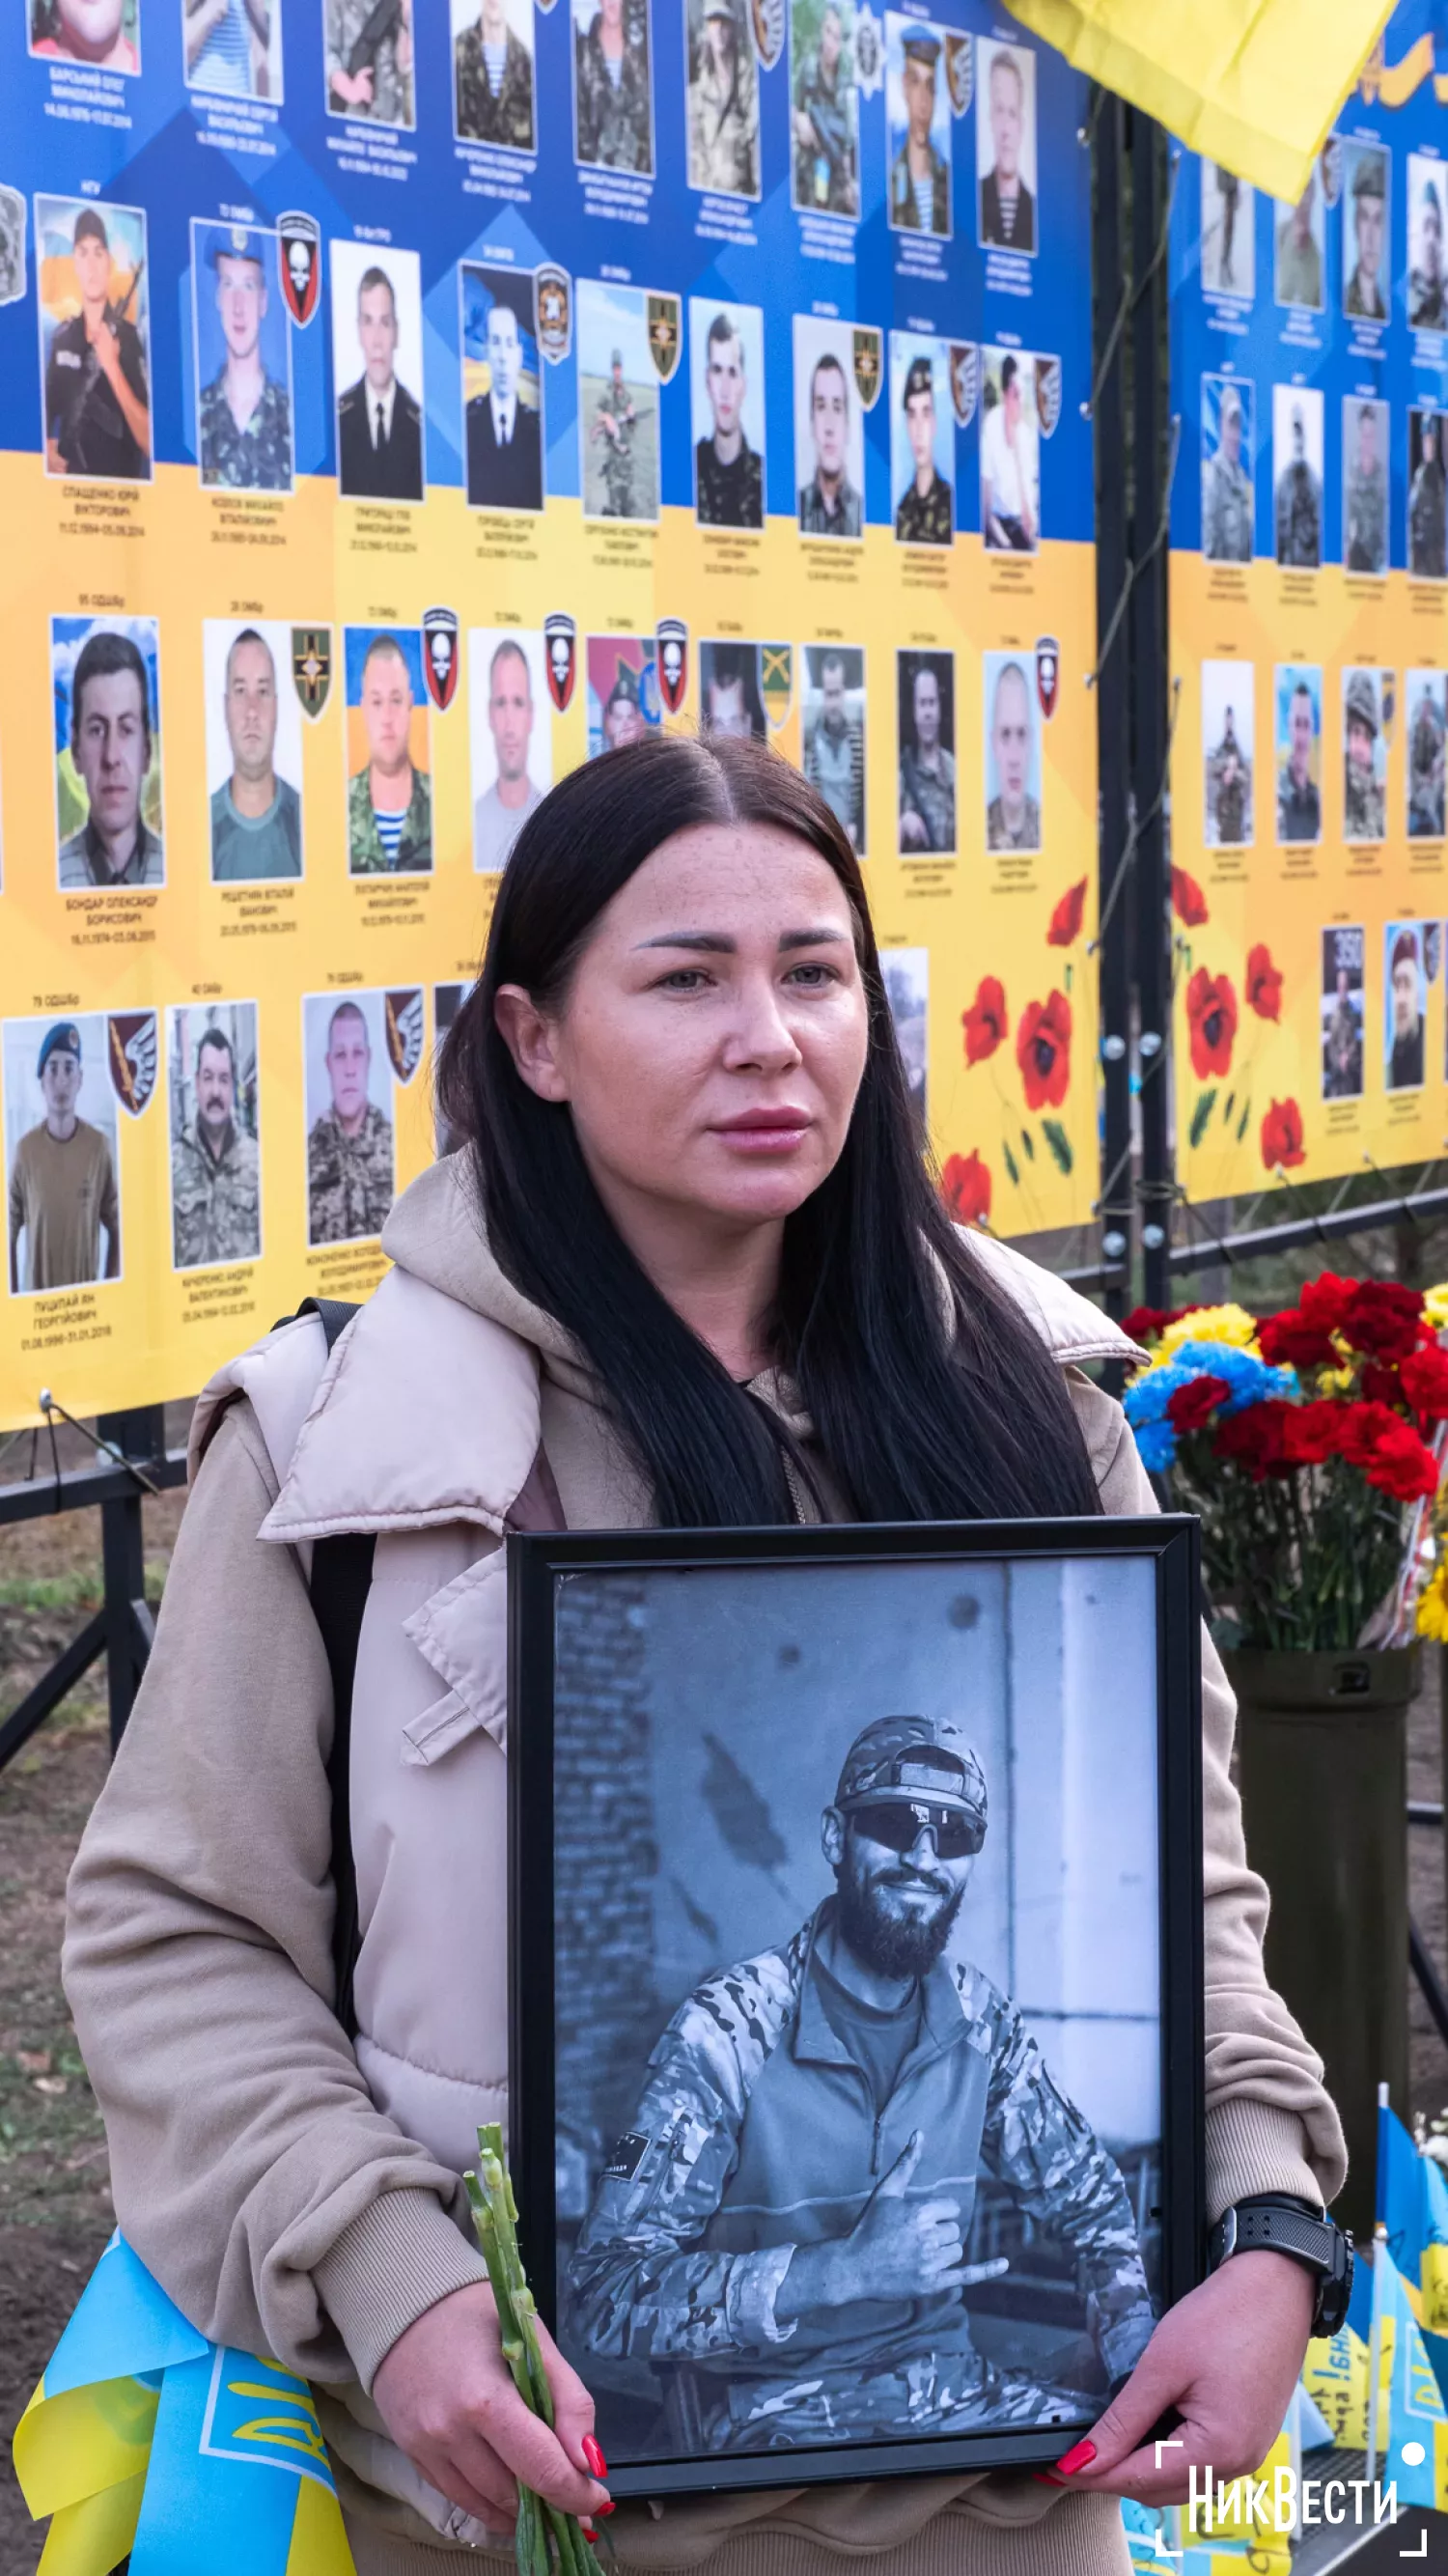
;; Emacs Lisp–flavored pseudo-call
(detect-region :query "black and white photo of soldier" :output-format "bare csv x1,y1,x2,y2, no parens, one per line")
572,0,654,174
685,0,759,197
563,1710,1143,2451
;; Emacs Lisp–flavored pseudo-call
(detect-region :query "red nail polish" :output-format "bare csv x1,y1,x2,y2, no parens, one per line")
581,2525,598,2542
1031,2473,1067,2487
1055,2439,1097,2477
582,2436,607,2478
596,2501,616,2517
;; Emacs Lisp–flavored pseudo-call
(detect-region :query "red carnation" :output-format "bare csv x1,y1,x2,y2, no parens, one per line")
1338,1280,1425,1361
1047,878,1088,947
1276,1401,1346,1466
1260,1098,1305,1171
1186,968,1239,1078
961,976,1008,1067
1214,1400,1295,1479
1171,866,1210,928
1122,1304,1186,1347
1166,1373,1232,1434
1361,1419,1440,1502
1245,943,1284,1022
1400,1345,1448,1420
1335,1400,1403,1468
940,1149,991,1228
1258,1276,1357,1369
1016,989,1072,1110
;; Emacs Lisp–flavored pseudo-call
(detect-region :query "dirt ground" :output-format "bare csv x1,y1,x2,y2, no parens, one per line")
1,1465,1447,2572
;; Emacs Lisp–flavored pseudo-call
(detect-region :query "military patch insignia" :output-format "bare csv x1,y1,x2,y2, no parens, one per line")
852,2,881,95
108,1012,157,1117
535,265,572,363
1320,135,1343,210
277,211,321,326
944,30,972,115
603,2132,651,2180
852,325,882,411
647,293,682,382
1035,635,1061,721
750,0,783,70
761,643,793,732
0,184,26,312
422,607,459,713
385,990,424,1084
656,617,689,715
544,611,577,713
1035,353,1062,439
292,626,332,720
949,341,978,430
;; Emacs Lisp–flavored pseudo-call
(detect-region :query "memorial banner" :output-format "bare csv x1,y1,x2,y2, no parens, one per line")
1170,0,1448,1205
0,0,1096,1427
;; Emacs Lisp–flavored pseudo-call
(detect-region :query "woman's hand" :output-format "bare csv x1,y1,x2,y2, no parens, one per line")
1055,2251,1316,2506
372,2282,611,2534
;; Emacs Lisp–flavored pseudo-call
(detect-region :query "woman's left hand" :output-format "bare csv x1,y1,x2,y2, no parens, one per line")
1054,2250,1316,2506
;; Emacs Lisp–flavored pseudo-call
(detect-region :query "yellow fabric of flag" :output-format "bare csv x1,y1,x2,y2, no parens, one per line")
1003,0,1395,199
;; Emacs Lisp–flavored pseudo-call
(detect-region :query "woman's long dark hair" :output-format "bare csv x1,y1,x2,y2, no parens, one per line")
438,732,1101,1526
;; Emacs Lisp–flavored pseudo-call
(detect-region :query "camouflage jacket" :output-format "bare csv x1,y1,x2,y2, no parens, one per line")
1344,765,1384,841
895,471,953,546
1345,461,1386,573
1201,450,1253,563
1411,465,1447,580
889,141,949,235
574,14,652,171
171,1121,261,1272
566,1905,1154,2440
1208,745,1249,846
199,368,292,491
899,744,956,853
987,791,1040,853
1275,462,1321,568
347,765,432,873
688,50,758,196
306,1102,395,1246
455,22,535,150
327,0,414,123
793,48,856,213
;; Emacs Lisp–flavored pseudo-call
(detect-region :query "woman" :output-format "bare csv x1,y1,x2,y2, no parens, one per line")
66,735,1344,2576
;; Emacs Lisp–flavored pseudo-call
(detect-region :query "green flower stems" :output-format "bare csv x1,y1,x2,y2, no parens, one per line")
466,2123,607,2576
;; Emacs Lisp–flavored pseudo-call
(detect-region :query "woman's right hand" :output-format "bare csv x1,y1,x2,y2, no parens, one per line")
372,2282,611,2534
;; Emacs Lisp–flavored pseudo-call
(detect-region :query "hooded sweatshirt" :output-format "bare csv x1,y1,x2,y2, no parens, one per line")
63,1159,1346,2576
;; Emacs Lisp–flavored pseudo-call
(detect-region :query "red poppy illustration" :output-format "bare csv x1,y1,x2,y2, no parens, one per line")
1016,989,1072,1111
1171,866,1210,928
961,975,1008,1066
940,1150,991,1227
1260,1097,1305,1170
1245,942,1283,1022
1046,878,1088,947
1185,967,1239,1078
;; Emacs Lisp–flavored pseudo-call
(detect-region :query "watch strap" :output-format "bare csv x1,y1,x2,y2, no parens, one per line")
1211,2196,1331,2271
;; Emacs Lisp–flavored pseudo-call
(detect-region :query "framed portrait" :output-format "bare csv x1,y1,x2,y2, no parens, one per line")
889,331,954,547
1406,668,1447,839
789,0,860,220
342,624,432,875
166,1000,262,1272
975,34,1035,255
801,643,865,854
469,627,551,871
578,281,661,525
586,632,661,756
1320,925,1364,1104
452,0,536,151
571,0,654,176
51,611,165,889
885,11,951,240
203,617,305,882
689,296,765,528
191,220,294,493
508,1517,1204,2494
1201,658,1253,850
4,1010,125,1296
300,988,398,1246
329,239,426,505
1198,159,1253,303
35,193,152,483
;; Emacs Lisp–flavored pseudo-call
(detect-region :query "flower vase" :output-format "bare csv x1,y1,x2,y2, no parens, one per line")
1227,1645,1414,2248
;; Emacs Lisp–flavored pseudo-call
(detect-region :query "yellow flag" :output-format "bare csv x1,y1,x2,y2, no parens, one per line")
1004,0,1394,200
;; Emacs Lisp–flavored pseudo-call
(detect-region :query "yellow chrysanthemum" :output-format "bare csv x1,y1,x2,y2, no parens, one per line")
1418,1556,1448,1643
1424,1284,1448,1335
1151,1304,1262,1368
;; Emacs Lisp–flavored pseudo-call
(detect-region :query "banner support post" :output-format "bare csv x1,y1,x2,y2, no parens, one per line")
96,1405,165,1751
1092,92,1134,1323
1130,113,1173,1320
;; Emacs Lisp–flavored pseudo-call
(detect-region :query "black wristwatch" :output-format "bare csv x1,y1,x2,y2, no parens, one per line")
1208,2193,1354,2338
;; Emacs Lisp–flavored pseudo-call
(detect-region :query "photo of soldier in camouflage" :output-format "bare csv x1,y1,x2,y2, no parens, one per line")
1409,154,1448,333
192,221,292,493
1342,397,1387,575
1320,928,1364,1104
886,14,950,239
685,0,759,198
890,336,953,548
325,0,413,125
453,0,535,150
897,649,955,854
1409,406,1448,582
303,992,395,1246
168,1006,262,1272
983,654,1040,854
1201,659,1253,850
344,627,432,874
1271,384,1321,570
1200,375,1253,564
1407,670,1447,840
579,281,659,522
790,0,858,218
1341,668,1386,845
572,0,653,173
548,1550,1163,2467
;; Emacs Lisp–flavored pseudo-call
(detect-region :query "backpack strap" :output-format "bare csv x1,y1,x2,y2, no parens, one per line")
291,1300,373,2040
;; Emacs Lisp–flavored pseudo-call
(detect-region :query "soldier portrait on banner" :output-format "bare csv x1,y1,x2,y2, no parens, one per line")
897,648,956,855
790,0,859,219
975,34,1035,253
548,1549,1163,2465
685,0,759,198
1272,171,1323,313
980,344,1040,552
1406,669,1448,841
29,0,139,72
690,298,766,528
1320,927,1364,1104
330,239,426,505
303,990,396,1246
1410,407,1448,582
1199,159,1253,302
325,0,414,125
51,614,165,889
4,1014,123,1295
1342,140,1388,323
586,632,662,757
1384,920,1430,1095
184,0,282,98
983,652,1041,855
699,641,766,739
1409,151,1448,333
36,194,152,483
1341,667,1387,846
1274,662,1323,848
802,643,865,854
461,263,544,514
204,618,304,882
579,279,661,522
1199,373,1253,564
885,13,951,239
1271,381,1322,570
794,314,865,539
167,1003,262,1272
191,220,293,494
890,333,953,547
344,626,432,875
469,627,552,873
453,0,536,151
572,0,653,173
1342,395,1388,575
1201,659,1253,851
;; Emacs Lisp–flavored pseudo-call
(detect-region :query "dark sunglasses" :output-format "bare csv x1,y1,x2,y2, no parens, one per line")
847,1800,984,1860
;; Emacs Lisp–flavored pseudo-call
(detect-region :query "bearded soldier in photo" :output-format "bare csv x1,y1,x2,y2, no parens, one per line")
306,999,394,1245
567,1715,1155,2449
171,1026,261,1270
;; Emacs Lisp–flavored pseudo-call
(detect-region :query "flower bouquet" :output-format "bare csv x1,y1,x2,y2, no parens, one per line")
1121,1277,1448,1651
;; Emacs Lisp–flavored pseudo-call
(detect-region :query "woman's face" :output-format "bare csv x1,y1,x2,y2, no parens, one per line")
500,822,871,1237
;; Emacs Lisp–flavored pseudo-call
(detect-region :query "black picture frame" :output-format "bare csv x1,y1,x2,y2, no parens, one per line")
509,1515,1204,2498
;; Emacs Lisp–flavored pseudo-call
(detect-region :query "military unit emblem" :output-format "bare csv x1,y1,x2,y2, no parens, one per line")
535,266,572,362
292,626,332,720
656,617,689,714
544,611,577,713
1036,353,1062,439
385,990,424,1084
1035,636,1061,722
108,1013,157,1118
760,644,793,732
422,606,460,713
949,341,978,430
750,0,784,70
944,31,972,115
647,294,682,382
852,325,882,410
852,2,881,95
277,211,321,326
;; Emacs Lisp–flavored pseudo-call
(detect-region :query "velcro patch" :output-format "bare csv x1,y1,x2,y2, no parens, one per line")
603,2131,651,2181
